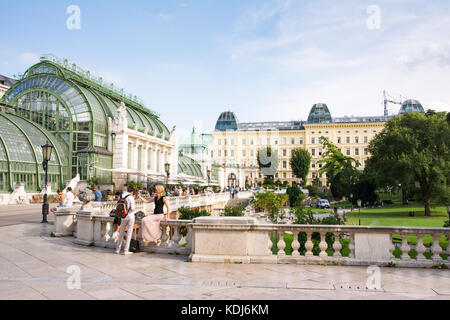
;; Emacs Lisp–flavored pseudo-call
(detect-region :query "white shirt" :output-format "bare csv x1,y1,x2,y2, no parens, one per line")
64,191,74,207
121,192,136,214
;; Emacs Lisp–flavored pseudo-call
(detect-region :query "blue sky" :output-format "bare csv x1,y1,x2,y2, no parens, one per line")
2,0,450,141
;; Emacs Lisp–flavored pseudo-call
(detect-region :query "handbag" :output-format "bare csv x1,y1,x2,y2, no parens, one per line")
129,239,140,253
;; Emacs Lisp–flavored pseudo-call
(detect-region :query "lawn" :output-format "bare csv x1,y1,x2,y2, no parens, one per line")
345,203,448,228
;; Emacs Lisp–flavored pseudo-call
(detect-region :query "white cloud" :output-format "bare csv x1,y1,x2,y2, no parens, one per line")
20,53,40,65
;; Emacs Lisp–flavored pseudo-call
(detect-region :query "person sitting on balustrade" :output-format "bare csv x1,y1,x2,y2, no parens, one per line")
138,185,172,243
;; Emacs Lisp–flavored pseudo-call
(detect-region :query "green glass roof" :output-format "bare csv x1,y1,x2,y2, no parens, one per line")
1,59,172,141
178,154,204,179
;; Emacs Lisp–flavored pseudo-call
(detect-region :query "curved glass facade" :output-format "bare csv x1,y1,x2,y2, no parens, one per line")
0,58,172,189
178,154,204,179
0,113,67,192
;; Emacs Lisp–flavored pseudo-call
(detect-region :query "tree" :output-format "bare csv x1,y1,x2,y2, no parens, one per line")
290,148,312,185
368,112,450,216
318,137,360,199
257,146,279,179
350,169,379,206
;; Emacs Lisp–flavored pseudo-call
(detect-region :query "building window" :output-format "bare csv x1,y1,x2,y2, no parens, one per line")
311,149,315,156
283,149,287,157
274,139,278,145
283,138,287,145
251,150,254,157
355,148,359,156
242,150,246,157
346,149,350,156
283,173,287,178
364,148,369,156
224,139,227,146
312,161,316,168
218,150,221,157
346,137,350,144
311,138,315,144
242,139,246,145
338,137,341,144
224,150,228,157
283,161,287,169
364,136,368,143
355,137,359,144
300,139,304,145
319,149,323,156
250,139,254,145
231,150,234,157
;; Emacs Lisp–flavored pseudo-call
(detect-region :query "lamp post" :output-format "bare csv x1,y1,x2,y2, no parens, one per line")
357,199,362,226
164,162,170,185
350,193,354,212
41,142,54,224
207,168,211,187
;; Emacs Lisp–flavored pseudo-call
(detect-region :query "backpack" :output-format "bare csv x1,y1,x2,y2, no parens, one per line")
115,194,131,219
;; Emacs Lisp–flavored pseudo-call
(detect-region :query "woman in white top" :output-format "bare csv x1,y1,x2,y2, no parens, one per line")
64,187,75,207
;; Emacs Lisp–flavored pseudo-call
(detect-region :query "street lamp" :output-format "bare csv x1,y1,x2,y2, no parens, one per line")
207,168,211,186
164,162,170,185
357,199,362,226
41,142,54,223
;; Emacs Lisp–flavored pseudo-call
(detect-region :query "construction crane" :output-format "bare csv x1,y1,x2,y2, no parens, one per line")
383,91,403,116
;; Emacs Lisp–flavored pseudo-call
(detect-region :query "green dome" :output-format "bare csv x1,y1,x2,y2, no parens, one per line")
307,103,332,124
399,100,425,115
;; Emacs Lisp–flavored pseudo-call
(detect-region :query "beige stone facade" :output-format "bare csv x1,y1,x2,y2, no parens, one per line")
211,121,386,187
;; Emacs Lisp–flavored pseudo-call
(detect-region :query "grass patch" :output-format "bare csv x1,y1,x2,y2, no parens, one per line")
345,203,448,228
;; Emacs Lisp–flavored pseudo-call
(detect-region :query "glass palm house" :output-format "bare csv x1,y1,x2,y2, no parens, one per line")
0,55,172,193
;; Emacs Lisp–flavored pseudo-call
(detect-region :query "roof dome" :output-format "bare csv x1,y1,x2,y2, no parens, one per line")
215,111,239,131
399,100,425,115
307,103,332,124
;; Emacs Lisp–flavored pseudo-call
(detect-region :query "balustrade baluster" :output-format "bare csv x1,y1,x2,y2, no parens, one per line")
415,234,427,261
348,233,355,259
431,234,443,263
305,232,314,257
160,224,169,248
319,232,328,258
401,233,411,260
268,232,274,255
333,232,342,258
291,231,300,257
172,225,182,250
277,231,286,257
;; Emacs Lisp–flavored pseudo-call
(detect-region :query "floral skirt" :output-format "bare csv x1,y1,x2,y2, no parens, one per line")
141,214,165,242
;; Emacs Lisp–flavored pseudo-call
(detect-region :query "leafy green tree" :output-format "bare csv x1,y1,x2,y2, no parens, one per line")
290,148,312,185
368,112,450,216
350,169,379,206
252,191,288,223
257,146,279,179
318,137,360,199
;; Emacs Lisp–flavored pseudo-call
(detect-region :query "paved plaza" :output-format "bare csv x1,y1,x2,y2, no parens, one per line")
0,218,449,300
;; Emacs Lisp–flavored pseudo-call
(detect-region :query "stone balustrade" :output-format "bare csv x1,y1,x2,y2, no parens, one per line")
189,218,450,268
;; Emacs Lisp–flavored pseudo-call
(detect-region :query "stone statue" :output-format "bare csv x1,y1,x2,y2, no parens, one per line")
78,188,95,211
118,102,127,119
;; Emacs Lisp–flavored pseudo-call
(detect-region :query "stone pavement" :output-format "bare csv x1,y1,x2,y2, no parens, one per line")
0,222,449,300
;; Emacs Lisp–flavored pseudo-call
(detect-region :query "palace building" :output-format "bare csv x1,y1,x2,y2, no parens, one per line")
211,101,425,189
0,55,206,193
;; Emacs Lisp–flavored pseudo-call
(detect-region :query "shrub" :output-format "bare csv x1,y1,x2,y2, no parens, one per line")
223,204,246,217
178,206,210,236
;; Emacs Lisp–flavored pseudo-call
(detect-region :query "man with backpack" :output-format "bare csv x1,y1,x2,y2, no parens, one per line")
115,186,137,255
